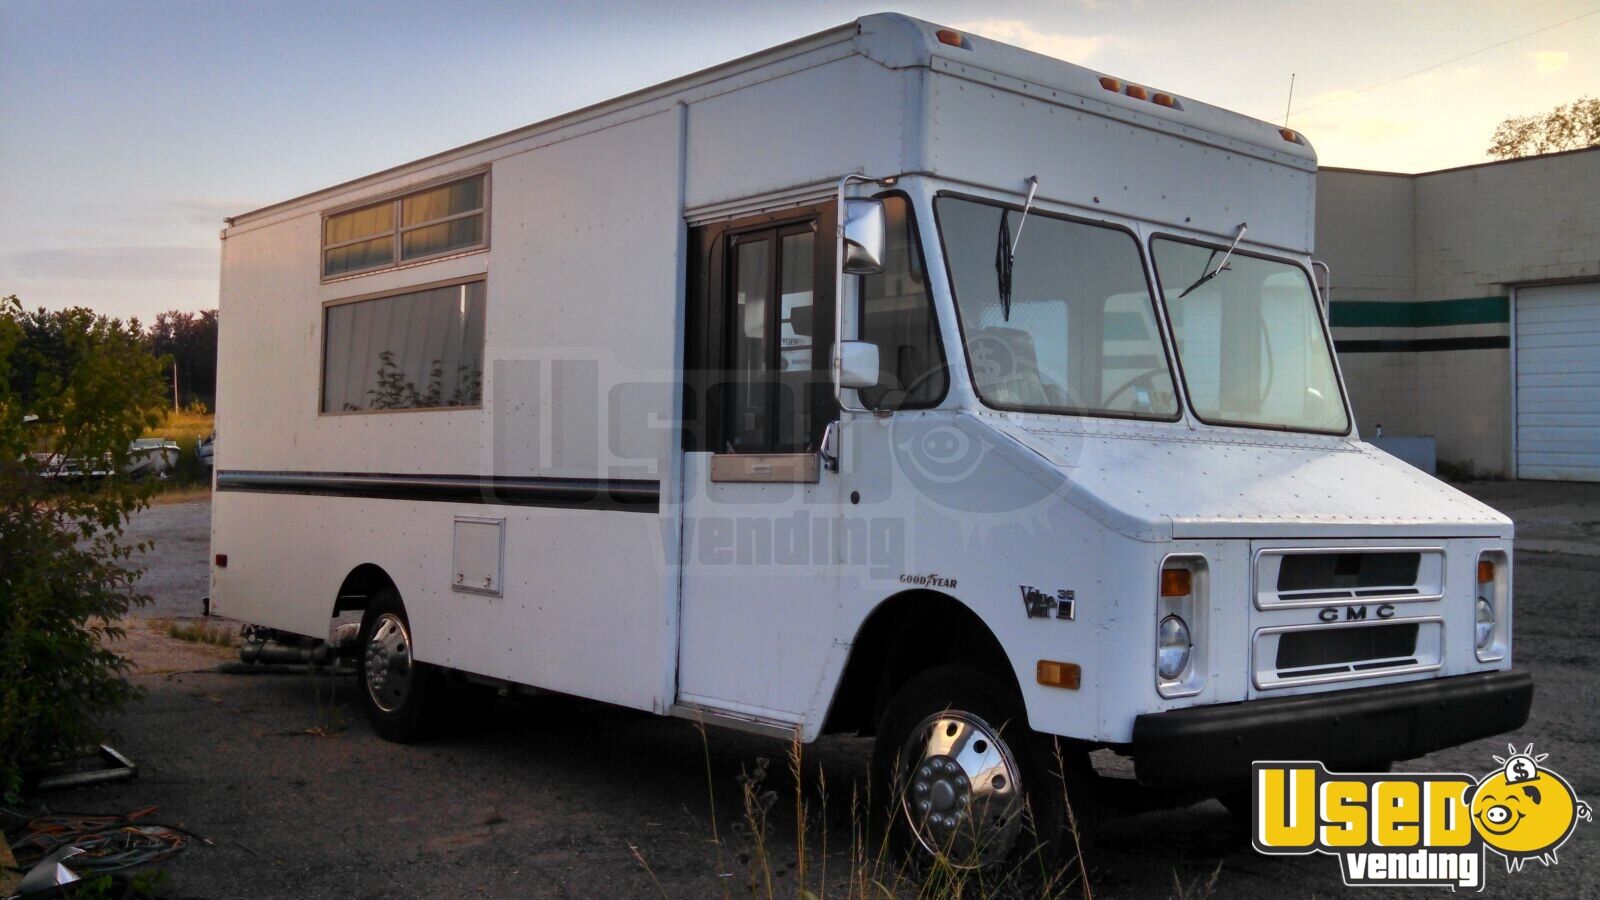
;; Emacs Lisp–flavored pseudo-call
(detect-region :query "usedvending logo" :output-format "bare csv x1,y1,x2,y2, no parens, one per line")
1252,745,1591,889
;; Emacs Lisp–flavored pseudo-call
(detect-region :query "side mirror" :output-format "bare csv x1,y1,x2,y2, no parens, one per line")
841,198,886,275
838,340,880,390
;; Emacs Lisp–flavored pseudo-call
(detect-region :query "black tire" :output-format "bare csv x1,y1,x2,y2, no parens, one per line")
871,666,1095,875
357,587,445,742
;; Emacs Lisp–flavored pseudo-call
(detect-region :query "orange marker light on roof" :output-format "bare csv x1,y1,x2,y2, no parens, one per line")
1153,93,1177,108
1099,76,1121,92
936,29,967,48
1126,84,1148,101
1280,128,1303,144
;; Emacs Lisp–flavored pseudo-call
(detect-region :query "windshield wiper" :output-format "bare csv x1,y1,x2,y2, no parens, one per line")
994,175,1039,321
1177,221,1248,299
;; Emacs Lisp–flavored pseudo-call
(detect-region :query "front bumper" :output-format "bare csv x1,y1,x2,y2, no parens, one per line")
1130,671,1533,790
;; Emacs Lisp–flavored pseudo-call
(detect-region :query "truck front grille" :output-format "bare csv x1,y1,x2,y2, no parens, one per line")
1274,622,1419,678
1256,547,1443,609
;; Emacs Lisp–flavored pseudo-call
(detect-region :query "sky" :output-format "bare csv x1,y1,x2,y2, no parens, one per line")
2,0,1597,323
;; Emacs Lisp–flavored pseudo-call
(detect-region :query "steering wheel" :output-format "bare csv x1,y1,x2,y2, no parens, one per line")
1102,368,1169,411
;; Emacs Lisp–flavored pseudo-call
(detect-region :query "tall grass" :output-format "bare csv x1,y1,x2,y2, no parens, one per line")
643,728,1095,900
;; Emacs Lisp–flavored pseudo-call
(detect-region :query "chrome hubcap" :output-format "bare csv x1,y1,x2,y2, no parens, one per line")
364,613,413,713
900,711,1025,867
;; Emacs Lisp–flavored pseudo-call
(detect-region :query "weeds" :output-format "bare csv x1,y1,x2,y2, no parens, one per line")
636,725,1095,899
306,668,348,737
165,619,237,647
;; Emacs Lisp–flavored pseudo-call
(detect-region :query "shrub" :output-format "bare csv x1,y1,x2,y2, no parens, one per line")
0,296,168,799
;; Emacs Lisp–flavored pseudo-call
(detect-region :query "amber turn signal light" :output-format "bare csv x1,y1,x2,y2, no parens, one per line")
1161,568,1192,597
1478,560,1495,584
1037,660,1081,690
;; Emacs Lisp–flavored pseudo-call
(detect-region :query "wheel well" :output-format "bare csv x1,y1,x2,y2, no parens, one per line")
820,590,1018,737
332,563,396,619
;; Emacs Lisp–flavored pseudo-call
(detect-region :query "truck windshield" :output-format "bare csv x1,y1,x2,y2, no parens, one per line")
937,196,1179,420
1152,238,1349,434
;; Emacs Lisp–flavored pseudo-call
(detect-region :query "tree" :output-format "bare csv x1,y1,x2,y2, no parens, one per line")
1487,96,1600,160
0,296,168,799
146,309,218,409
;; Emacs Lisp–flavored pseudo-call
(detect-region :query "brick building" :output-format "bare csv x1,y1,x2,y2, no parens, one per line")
1316,146,1600,481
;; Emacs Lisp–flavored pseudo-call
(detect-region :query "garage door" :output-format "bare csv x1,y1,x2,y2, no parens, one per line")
1516,282,1600,481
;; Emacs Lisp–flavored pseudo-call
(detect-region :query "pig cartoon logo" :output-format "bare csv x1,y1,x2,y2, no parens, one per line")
1471,744,1592,871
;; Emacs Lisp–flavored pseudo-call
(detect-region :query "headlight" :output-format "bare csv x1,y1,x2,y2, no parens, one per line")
1475,597,1496,650
1157,614,1191,680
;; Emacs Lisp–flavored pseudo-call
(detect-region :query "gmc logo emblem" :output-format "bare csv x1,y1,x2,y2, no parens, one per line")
1319,604,1396,623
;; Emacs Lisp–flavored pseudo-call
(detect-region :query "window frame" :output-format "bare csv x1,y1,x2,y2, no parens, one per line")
855,189,950,411
932,190,1184,424
320,169,491,282
1149,232,1353,437
721,218,824,454
318,274,489,416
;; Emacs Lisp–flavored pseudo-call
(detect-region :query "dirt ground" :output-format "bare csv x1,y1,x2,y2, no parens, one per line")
27,482,1600,897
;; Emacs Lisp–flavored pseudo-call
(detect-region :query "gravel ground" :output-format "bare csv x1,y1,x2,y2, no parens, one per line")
123,494,211,619
34,483,1600,897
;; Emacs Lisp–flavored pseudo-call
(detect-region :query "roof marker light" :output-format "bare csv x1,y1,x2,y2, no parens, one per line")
1280,128,1303,144
1099,76,1121,92
935,29,969,49
1126,84,1148,100
1153,92,1178,108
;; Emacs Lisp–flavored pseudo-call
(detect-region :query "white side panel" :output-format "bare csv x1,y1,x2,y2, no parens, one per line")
1516,281,1600,481
211,492,668,709
213,110,685,714
684,55,907,212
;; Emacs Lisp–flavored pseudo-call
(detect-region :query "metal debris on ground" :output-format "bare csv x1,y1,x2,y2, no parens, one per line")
2,806,207,878
33,745,138,792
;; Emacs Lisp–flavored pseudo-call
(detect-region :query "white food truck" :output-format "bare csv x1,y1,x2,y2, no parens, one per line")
212,13,1531,866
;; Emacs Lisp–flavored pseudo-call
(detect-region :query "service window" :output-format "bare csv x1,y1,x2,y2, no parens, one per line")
323,173,487,278
321,279,486,413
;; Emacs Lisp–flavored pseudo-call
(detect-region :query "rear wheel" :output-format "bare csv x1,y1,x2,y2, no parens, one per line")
872,666,1093,872
358,588,444,742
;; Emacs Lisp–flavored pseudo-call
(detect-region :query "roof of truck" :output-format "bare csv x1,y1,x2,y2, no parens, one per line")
228,12,1313,228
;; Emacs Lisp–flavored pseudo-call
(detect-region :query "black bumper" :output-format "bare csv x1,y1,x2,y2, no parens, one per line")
1131,671,1533,790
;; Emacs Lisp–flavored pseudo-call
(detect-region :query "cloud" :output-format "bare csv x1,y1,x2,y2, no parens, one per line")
4,245,216,281
952,19,1121,62
1530,50,1569,76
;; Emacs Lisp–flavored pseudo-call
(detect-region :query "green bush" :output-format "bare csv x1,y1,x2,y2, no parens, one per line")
0,296,167,799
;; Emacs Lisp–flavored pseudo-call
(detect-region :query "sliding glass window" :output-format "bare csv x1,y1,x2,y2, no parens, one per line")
323,173,488,278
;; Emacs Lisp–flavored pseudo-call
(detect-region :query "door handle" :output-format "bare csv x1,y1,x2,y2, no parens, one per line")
819,419,840,473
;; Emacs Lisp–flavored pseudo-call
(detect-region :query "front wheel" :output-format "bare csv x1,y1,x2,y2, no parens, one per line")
358,588,444,742
872,666,1092,872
